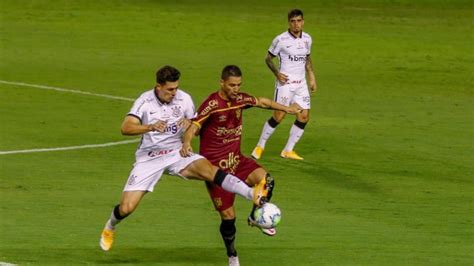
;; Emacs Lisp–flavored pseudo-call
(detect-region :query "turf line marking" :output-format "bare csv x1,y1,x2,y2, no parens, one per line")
0,80,139,155
0,80,134,102
0,139,140,155
0,262,18,266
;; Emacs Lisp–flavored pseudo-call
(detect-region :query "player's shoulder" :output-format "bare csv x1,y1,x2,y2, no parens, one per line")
175,88,193,102
275,31,292,41
302,31,312,41
197,92,220,115
135,88,156,103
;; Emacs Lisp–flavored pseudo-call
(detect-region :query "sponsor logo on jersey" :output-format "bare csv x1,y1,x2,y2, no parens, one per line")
219,115,227,122
148,149,174,158
200,99,218,116
216,125,242,137
218,152,240,174
288,55,307,62
164,123,179,134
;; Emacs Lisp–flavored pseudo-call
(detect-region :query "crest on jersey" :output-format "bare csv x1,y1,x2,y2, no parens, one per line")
219,115,227,122
280,96,289,105
235,109,241,119
171,106,182,118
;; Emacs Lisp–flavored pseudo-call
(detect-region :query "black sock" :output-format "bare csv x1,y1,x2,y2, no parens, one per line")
113,204,130,220
220,218,237,257
268,117,279,128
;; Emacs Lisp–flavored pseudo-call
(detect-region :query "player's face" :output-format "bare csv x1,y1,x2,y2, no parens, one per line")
220,76,242,100
288,15,304,35
156,81,179,103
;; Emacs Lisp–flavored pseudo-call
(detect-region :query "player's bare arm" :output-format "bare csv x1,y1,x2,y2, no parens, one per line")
305,55,317,93
121,115,167,135
265,53,288,84
180,122,200,157
256,97,302,114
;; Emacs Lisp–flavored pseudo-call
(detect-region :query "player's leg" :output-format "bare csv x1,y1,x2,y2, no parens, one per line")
281,87,311,160
245,167,276,236
100,191,147,251
178,157,269,206
100,160,165,251
252,85,289,159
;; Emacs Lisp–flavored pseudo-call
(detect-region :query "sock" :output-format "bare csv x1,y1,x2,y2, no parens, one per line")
105,204,128,230
283,121,306,152
220,219,237,257
257,117,279,148
214,169,253,200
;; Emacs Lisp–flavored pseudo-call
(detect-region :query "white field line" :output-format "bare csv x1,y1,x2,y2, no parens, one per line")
0,262,18,266
0,80,134,102
0,139,140,155
0,80,139,155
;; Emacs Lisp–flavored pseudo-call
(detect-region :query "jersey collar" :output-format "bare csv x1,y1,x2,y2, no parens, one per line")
154,88,168,105
288,29,302,39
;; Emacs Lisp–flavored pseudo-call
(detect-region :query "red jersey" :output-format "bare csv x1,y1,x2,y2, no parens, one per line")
192,91,257,173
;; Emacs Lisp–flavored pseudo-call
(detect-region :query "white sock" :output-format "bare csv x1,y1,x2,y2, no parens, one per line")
283,124,304,151
257,121,277,148
221,174,253,201
105,209,122,230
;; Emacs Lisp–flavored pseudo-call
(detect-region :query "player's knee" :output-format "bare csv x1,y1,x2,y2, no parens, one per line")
119,202,137,216
272,113,285,124
294,120,308,129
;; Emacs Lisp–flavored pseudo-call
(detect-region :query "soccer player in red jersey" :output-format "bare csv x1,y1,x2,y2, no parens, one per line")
180,65,301,265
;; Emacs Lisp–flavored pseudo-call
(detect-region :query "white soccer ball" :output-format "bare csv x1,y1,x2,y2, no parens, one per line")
253,203,281,229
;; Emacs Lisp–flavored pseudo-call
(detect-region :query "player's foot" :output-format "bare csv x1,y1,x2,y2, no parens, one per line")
228,256,240,266
252,174,274,206
280,150,304,160
251,146,264,160
100,228,115,251
247,216,277,236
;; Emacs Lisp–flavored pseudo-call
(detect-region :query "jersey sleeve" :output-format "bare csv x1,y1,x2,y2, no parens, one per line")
127,96,147,122
183,93,196,119
238,92,258,108
268,35,281,57
307,35,313,56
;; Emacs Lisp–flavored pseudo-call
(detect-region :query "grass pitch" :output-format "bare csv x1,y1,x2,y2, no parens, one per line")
1,0,473,265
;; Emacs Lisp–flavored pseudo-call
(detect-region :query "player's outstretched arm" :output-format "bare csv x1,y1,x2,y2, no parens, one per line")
121,115,167,135
180,122,200,157
256,97,302,114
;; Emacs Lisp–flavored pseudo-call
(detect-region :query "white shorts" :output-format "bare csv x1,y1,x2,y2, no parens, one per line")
274,79,311,110
123,149,204,192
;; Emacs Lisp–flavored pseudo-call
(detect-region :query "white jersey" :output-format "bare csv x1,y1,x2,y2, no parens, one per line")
127,88,195,162
268,30,312,81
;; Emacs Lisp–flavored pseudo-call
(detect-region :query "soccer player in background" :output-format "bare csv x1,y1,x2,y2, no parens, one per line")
180,65,301,266
252,9,318,161
99,65,271,252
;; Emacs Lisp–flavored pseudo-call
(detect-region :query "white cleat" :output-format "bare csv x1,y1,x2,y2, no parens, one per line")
228,256,240,266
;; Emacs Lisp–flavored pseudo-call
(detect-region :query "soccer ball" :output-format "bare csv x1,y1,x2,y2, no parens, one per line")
253,203,281,229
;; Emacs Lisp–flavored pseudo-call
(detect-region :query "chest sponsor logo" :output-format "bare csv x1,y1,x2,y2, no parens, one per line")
288,55,306,62
216,125,242,137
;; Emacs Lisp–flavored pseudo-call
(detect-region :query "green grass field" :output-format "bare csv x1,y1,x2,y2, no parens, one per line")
1,0,473,265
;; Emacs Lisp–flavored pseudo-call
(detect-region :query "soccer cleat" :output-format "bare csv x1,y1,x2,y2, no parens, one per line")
280,150,304,160
251,146,264,160
247,216,277,236
252,174,274,206
100,229,115,251
228,256,240,266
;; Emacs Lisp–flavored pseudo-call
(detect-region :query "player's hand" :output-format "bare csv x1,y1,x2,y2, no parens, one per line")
287,103,303,114
148,120,168,132
277,72,288,84
309,80,317,95
180,142,193,157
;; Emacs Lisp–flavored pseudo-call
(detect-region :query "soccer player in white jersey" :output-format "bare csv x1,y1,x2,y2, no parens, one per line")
99,66,272,252
252,9,318,160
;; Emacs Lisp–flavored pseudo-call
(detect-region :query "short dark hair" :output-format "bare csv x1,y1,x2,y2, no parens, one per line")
288,9,304,21
156,65,181,85
221,65,242,80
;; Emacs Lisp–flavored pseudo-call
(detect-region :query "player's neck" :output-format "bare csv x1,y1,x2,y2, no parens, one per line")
288,29,302,38
218,90,230,101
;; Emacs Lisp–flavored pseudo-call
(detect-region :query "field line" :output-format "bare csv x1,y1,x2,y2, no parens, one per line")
0,139,140,155
0,80,134,102
0,262,18,266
